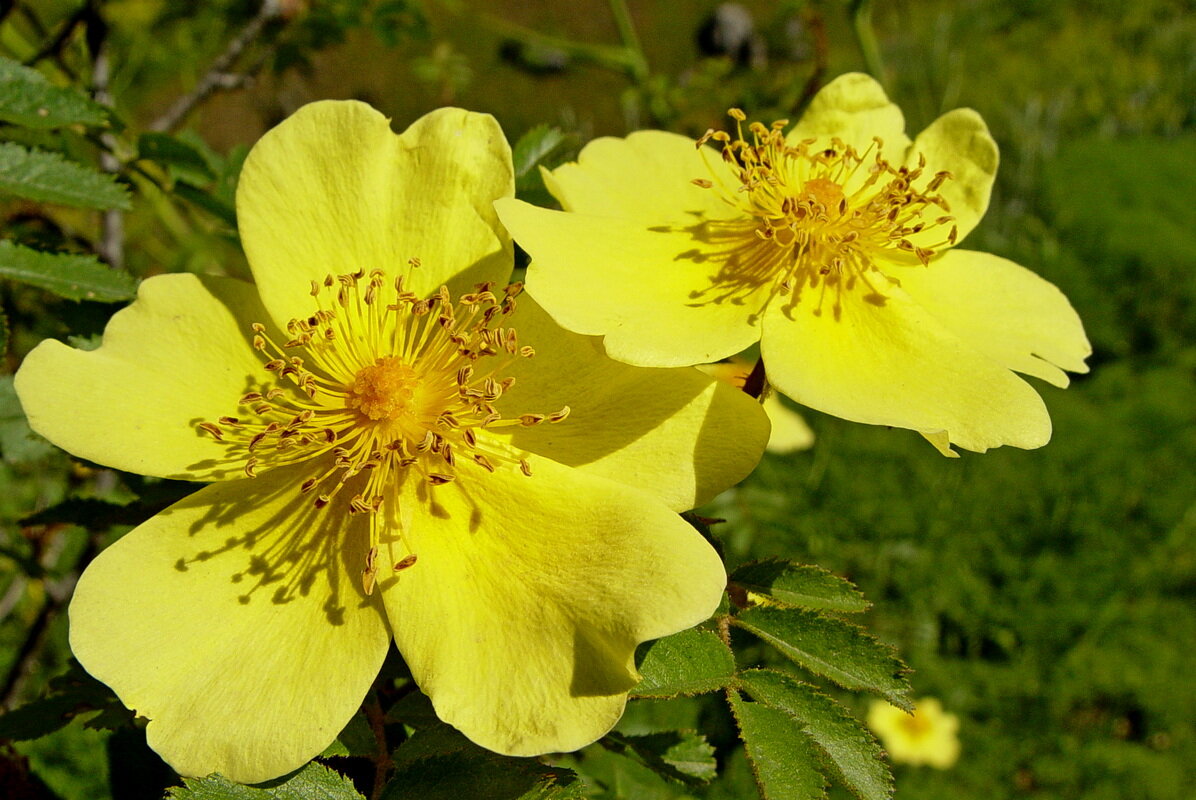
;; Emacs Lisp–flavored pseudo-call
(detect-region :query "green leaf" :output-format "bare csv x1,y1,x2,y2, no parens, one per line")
319,710,376,758
167,763,364,799
733,606,912,710
138,132,216,183
174,181,237,226
383,724,581,800
0,142,130,210
729,694,827,800
0,374,55,464
606,730,717,784
513,124,568,186
0,56,107,129
731,560,869,613
0,303,7,361
0,240,136,301
19,497,144,529
739,670,892,800
0,661,129,741
632,628,735,697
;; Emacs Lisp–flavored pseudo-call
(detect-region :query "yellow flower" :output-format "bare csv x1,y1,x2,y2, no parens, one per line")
699,359,814,454
14,102,769,783
496,73,1091,455
867,698,961,769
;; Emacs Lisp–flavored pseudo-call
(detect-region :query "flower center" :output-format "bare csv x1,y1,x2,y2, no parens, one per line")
348,357,420,421
694,109,959,303
196,270,568,594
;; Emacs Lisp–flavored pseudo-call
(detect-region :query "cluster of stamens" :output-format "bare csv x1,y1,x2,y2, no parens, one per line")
197,269,568,593
695,109,958,295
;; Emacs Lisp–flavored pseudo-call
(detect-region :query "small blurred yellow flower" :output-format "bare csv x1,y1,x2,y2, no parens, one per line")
699,359,814,454
867,697,961,768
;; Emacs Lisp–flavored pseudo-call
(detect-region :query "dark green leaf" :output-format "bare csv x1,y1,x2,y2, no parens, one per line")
740,670,891,800
0,143,130,210
606,730,717,784
0,240,136,301
729,694,826,800
167,763,364,799
733,606,911,710
383,724,581,800
0,56,107,129
0,303,7,361
319,710,376,758
0,662,129,741
138,132,216,183
174,181,237,226
20,497,144,529
513,124,568,185
632,628,735,697
731,560,869,613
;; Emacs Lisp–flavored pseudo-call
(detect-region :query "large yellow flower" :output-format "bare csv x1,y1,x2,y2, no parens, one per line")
497,73,1091,455
13,102,769,783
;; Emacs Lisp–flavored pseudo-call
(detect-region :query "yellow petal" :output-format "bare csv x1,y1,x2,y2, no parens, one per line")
543,130,735,222
905,108,998,248
895,249,1091,387
14,274,273,480
762,394,815,453
69,462,390,783
760,277,1052,453
497,199,771,366
491,296,768,510
237,102,513,328
785,72,910,154
379,457,725,756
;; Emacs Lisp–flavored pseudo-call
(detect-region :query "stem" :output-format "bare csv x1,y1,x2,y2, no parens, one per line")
149,1,279,133
91,22,123,270
608,0,649,83
364,691,393,800
849,0,887,88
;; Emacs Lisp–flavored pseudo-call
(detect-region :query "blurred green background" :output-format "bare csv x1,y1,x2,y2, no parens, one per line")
1,1,1193,798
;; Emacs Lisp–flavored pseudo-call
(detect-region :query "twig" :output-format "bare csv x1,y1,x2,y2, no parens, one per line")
848,0,887,88
22,0,88,68
91,25,123,270
608,0,649,83
364,691,393,800
149,1,281,133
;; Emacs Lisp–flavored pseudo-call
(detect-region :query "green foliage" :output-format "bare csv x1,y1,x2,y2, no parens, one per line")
0,661,128,741
382,724,581,800
734,606,912,710
512,124,575,207
0,56,108,129
0,240,136,302
739,670,891,800
167,763,365,800
730,560,870,613
632,628,736,697
0,142,129,210
729,695,827,800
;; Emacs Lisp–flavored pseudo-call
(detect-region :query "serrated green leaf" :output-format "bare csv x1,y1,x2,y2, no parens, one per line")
513,124,568,188
632,628,735,697
732,560,869,613
607,730,717,784
0,56,107,129
729,695,827,800
0,142,130,210
138,132,216,183
733,606,912,709
740,670,892,800
0,240,136,301
0,661,128,741
167,762,364,799
383,724,581,800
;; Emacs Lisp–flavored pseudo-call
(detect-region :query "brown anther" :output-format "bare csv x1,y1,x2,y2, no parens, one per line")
519,459,533,477
314,495,330,509
197,422,224,440
244,458,258,478
300,478,318,493
426,473,454,485
394,554,418,572
692,178,713,188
